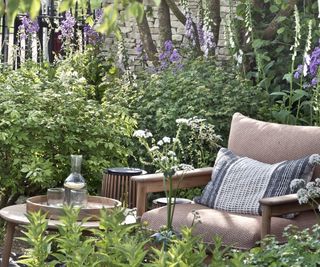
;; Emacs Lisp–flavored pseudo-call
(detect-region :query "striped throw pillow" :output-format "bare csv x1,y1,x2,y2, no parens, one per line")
195,148,320,215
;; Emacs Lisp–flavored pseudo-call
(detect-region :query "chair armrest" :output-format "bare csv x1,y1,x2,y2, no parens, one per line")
259,194,317,238
132,167,212,216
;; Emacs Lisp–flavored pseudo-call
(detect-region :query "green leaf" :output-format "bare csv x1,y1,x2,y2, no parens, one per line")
270,92,288,97
252,39,270,49
30,0,41,19
0,1,4,15
277,27,285,34
59,0,72,13
153,0,161,5
127,2,144,23
7,0,20,26
90,0,102,9
97,4,118,35
85,16,94,27
276,16,286,23
270,5,279,13
282,73,292,83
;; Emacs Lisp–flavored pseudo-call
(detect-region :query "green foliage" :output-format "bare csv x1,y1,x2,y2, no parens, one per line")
147,227,207,266
55,48,118,102
0,61,136,208
20,208,320,266
232,0,320,125
18,211,56,267
53,207,97,266
111,58,270,149
21,208,320,266
245,225,320,266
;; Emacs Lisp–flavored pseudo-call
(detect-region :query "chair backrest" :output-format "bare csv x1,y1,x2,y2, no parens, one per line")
228,113,320,179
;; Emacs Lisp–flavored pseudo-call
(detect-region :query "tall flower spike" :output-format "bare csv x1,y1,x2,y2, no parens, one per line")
201,4,216,58
18,15,39,40
59,11,76,40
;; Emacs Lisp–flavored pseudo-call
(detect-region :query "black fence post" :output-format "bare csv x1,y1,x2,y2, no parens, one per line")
1,0,8,65
13,15,20,68
38,8,43,63
47,0,55,62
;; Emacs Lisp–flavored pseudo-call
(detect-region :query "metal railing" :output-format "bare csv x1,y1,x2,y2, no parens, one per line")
0,0,100,68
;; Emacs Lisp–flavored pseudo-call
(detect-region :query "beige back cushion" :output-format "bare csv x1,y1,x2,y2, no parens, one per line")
228,113,320,179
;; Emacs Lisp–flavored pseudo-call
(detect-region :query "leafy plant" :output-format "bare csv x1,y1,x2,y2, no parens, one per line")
230,0,320,125
19,207,320,266
18,211,56,267
104,57,270,152
0,61,136,208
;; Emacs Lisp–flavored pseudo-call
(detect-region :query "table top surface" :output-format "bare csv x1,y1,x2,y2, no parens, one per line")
0,204,137,228
0,204,101,228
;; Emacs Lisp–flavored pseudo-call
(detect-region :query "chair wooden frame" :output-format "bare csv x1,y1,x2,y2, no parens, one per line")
131,167,316,240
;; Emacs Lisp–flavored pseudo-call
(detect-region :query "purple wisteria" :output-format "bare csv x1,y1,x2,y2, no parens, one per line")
83,9,103,46
294,41,320,87
159,40,182,71
59,11,76,40
183,8,215,57
185,10,195,45
197,21,205,47
135,40,148,63
84,25,100,45
202,25,215,58
18,15,39,40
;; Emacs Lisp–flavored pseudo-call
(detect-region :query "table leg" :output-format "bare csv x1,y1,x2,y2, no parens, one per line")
1,222,16,267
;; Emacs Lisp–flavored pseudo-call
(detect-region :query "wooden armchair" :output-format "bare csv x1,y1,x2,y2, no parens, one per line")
132,113,320,249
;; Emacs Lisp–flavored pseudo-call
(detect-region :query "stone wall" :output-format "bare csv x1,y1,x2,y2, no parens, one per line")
104,0,232,64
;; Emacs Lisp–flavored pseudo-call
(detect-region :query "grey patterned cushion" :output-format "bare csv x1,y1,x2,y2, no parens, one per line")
195,148,320,215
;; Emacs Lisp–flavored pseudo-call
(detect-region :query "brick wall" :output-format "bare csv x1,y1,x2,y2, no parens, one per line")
104,0,232,64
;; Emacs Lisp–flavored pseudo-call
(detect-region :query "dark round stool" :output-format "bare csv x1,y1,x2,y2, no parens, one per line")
101,167,146,208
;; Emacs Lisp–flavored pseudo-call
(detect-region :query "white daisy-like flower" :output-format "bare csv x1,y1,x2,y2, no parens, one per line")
297,188,309,204
167,151,176,157
133,130,146,138
162,136,171,143
157,140,164,146
290,179,306,191
145,131,153,138
176,118,189,125
133,130,153,139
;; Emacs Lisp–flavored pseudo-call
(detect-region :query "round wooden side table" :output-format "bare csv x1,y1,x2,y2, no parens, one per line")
0,204,100,267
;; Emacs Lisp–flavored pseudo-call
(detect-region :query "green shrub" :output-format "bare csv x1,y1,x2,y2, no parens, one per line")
55,48,118,102
0,62,136,208
103,58,271,150
20,208,320,266
243,225,320,266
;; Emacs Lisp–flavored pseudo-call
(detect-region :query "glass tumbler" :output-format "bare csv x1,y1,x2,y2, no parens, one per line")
70,189,88,208
47,188,65,207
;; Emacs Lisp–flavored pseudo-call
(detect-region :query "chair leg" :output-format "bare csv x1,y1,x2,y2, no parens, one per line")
1,222,16,267
261,205,271,241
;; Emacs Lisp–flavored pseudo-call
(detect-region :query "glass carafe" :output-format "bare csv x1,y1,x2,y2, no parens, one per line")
64,155,86,205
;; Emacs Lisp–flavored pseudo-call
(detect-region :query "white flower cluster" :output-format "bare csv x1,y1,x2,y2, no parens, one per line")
176,117,207,128
175,164,194,172
157,136,171,146
133,129,153,138
291,178,320,207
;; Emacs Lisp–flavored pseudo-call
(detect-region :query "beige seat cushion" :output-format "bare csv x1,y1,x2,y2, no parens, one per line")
142,203,318,249
228,113,320,178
